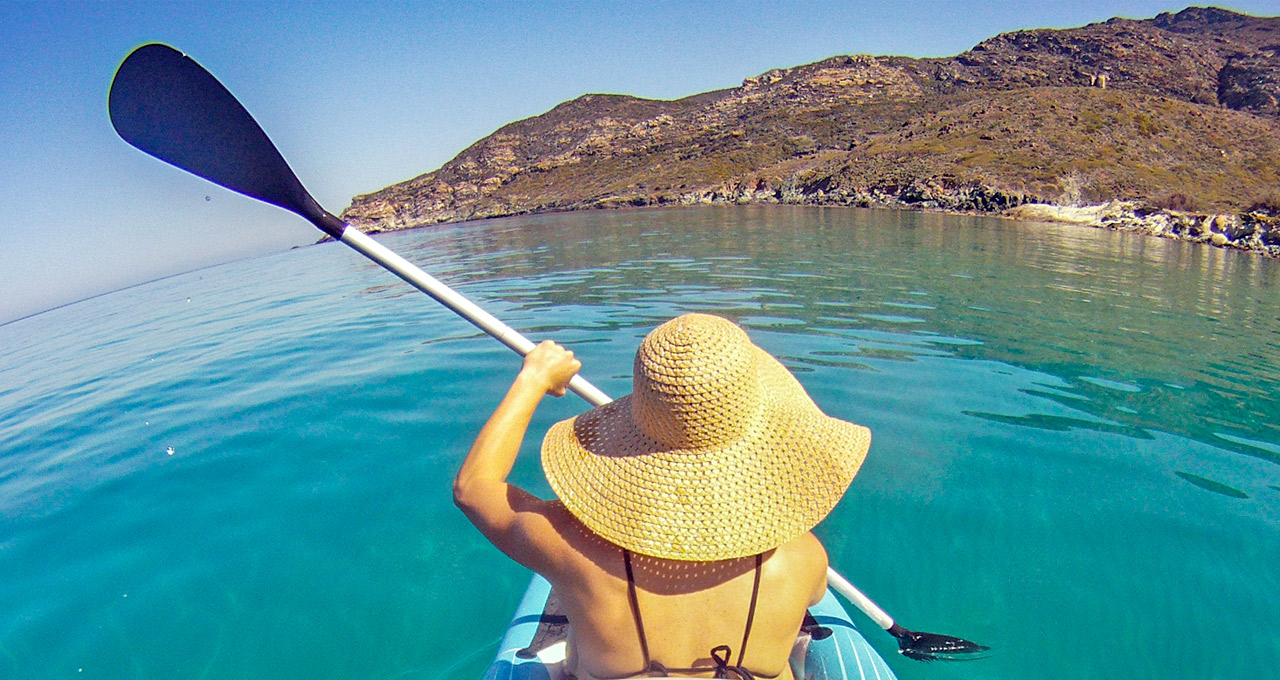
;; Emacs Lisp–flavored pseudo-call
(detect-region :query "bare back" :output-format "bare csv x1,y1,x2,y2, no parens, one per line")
538,503,829,680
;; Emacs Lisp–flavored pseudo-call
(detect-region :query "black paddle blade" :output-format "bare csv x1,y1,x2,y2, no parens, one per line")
891,625,990,662
108,43,344,238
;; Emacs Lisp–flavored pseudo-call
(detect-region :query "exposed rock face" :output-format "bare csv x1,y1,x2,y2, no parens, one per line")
342,6,1280,256
1008,201,1280,256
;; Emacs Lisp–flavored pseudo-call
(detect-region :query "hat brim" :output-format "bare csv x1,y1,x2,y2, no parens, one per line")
542,347,870,561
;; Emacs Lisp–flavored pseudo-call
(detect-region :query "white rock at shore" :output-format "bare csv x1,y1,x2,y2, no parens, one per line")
1006,201,1280,257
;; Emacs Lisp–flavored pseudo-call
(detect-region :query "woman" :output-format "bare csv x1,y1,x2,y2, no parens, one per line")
454,314,871,679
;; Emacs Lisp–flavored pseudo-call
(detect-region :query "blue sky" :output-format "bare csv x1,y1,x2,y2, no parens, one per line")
2,0,1276,322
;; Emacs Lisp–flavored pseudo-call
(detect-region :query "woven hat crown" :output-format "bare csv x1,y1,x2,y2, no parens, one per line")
541,313,871,561
632,314,762,449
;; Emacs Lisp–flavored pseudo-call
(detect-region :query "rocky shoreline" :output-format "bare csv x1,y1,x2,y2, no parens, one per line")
1004,201,1280,257
674,183,1280,258
343,178,1280,259
717,179,1280,258
461,179,1280,259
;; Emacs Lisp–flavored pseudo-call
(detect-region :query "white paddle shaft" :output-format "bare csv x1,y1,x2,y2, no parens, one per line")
826,566,895,631
339,227,611,406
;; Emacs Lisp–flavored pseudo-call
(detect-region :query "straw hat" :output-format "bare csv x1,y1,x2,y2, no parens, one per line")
542,314,870,561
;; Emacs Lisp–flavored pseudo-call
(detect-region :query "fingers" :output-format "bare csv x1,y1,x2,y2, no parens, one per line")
522,340,582,396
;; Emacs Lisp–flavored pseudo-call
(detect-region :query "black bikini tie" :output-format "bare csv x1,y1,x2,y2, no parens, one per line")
708,644,757,680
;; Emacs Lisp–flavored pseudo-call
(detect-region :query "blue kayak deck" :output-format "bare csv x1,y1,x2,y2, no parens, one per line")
483,575,898,680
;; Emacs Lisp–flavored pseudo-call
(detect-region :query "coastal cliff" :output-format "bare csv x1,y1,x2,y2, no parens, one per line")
342,7,1280,255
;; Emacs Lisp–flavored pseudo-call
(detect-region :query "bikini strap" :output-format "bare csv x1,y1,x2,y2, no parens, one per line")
736,553,764,667
622,550,652,668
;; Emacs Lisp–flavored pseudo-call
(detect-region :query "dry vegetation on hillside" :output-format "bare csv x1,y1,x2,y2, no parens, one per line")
342,7,1280,243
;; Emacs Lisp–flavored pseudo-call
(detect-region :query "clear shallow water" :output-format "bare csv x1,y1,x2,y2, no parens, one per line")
2,205,1278,680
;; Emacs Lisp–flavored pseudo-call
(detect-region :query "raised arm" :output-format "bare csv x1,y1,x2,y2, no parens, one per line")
453,341,581,571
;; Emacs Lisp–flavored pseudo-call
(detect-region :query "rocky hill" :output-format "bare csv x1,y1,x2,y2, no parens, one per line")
341,7,1280,246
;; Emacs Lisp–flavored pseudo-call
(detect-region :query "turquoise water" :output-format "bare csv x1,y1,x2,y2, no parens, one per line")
2,205,1278,680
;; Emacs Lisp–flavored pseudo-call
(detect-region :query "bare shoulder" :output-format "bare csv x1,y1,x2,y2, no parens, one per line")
543,502,621,566
769,532,829,606
467,492,586,576
771,531,828,568
514,501,618,578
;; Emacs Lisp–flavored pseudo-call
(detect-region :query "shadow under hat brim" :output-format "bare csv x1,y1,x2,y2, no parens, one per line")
542,347,870,561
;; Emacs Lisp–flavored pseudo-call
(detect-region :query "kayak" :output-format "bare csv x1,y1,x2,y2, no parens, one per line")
482,575,899,680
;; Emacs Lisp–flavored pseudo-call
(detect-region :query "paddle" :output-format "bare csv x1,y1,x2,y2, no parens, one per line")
108,43,987,662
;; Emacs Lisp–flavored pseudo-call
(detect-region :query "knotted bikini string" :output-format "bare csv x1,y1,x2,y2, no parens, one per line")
708,644,756,680
642,646,756,680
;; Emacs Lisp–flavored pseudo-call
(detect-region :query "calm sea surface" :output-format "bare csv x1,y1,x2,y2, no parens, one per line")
2,206,1278,680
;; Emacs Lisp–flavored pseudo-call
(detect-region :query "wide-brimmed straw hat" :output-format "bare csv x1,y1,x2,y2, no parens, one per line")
542,313,870,561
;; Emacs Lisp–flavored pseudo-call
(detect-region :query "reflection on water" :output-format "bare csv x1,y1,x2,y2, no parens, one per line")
1175,471,1250,498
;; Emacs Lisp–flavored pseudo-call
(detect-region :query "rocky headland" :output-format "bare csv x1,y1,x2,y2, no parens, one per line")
341,6,1280,256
